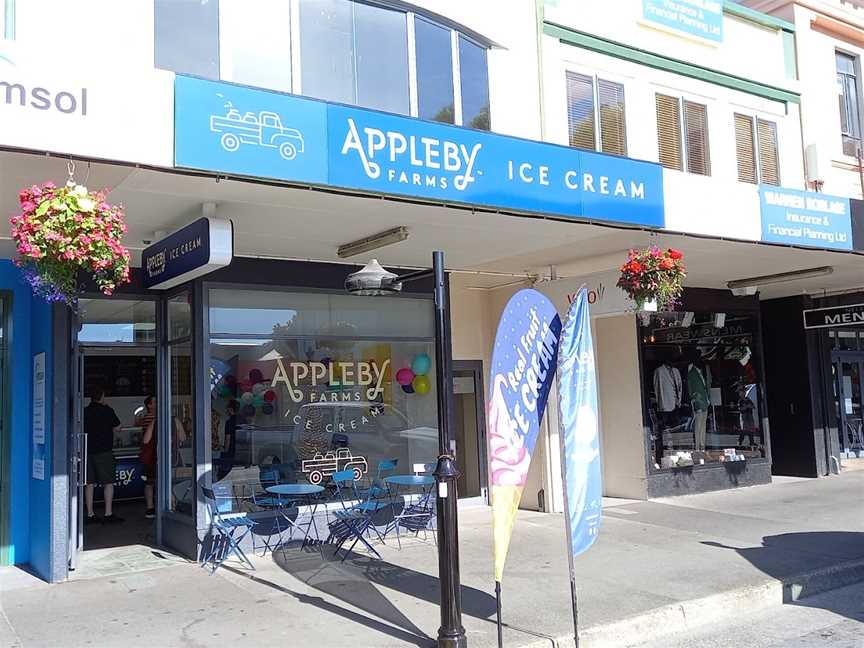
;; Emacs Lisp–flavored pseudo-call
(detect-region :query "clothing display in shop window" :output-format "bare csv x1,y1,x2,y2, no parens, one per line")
687,362,710,451
653,363,682,413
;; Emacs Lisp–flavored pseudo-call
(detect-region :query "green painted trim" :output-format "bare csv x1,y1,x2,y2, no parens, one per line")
544,22,800,105
783,31,798,81
724,3,795,34
3,0,14,40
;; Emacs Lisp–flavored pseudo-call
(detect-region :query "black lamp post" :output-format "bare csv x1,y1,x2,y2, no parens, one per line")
346,251,467,648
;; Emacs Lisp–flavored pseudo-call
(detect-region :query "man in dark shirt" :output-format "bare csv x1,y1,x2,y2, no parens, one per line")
84,386,123,523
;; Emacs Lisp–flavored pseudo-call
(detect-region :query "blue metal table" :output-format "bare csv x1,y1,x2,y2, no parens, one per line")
384,474,436,548
266,483,325,549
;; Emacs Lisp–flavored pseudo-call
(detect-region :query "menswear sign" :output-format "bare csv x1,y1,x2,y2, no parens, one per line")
174,76,665,229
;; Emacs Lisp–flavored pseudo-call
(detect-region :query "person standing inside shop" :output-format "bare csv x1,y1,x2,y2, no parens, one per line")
139,396,157,519
84,386,123,524
687,351,711,452
220,400,239,478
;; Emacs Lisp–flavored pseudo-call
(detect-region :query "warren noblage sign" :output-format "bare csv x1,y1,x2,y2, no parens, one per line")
271,357,391,404
174,75,665,230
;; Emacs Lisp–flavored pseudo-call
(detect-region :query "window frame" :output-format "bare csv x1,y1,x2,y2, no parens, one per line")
204,0,491,127
654,92,711,176
836,49,864,158
565,68,628,157
734,112,781,186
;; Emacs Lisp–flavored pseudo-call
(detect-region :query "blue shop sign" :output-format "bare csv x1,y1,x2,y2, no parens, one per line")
142,216,234,290
759,186,853,251
175,76,665,229
642,0,724,44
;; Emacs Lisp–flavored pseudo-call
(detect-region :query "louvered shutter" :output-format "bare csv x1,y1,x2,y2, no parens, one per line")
734,114,757,184
757,118,780,186
598,79,627,156
655,93,683,170
684,100,710,176
567,72,596,151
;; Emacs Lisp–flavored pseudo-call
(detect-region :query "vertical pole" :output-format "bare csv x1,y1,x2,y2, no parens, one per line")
431,251,467,648
495,580,503,648
569,576,580,648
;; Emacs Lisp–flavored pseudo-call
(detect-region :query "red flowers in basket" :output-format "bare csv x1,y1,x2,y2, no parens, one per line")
617,246,686,311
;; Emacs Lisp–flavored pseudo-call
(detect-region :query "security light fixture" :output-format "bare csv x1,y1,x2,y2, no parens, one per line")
727,266,833,292
337,226,409,259
344,259,402,295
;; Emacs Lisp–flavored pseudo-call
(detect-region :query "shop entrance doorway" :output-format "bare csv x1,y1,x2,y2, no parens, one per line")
68,293,196,571
78,348,156,550
833,351,864,457
453,361,488,505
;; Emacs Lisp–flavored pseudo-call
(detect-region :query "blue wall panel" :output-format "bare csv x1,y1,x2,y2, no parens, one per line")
0,261,54,578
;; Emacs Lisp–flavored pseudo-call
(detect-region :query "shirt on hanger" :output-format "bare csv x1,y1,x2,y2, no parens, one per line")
653,364,682,412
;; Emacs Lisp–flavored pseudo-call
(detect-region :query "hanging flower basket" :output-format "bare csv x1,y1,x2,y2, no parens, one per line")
10,181,131,305
617,246,686,313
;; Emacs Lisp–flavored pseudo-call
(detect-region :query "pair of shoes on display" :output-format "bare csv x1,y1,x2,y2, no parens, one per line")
102,514,124,524
145,508,156,519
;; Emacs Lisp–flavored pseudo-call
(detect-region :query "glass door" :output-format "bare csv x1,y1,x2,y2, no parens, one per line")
835,354,864,456
453,362,488,505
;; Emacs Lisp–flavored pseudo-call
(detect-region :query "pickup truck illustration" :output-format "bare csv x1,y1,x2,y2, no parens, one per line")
301,448,368,485
210,108,305,160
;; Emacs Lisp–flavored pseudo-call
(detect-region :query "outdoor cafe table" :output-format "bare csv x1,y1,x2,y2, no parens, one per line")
383,475,435,543
265,483,325,548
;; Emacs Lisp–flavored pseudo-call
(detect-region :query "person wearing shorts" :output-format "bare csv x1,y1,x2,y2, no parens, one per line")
84,386,123,524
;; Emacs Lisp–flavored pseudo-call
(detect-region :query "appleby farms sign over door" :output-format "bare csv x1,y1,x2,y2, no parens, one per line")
174,75,665,229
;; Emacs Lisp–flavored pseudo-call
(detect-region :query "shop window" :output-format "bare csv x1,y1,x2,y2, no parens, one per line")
209,289,434,338
208,289,437,494
415,17,455,123
299,0,409,115
78,299,157,345
639,311,765,470
219,0,292,93
154,0,220,79
837,51,863,157
735,113,780,186
655,94,710,175
168,293,192,341
459,35,491,130
154,0,491,128
169,344,194,515
566,73,627,156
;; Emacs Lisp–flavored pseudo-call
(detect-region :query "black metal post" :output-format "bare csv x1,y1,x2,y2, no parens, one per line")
431,251,467,648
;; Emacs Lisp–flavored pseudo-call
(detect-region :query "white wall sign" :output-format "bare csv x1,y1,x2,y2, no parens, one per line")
537,269,635,318
32,352,45,444
0,41,174,167
32,352,46,480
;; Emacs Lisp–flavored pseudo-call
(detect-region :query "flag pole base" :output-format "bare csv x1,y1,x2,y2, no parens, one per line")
495,580,504,648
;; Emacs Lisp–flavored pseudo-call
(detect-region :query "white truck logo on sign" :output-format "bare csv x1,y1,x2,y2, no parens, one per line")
210,104,305,161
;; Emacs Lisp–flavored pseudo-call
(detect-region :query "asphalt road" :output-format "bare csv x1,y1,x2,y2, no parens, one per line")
626,582,864,648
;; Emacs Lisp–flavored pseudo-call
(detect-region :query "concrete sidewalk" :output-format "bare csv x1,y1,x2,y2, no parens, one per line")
1,472,862,648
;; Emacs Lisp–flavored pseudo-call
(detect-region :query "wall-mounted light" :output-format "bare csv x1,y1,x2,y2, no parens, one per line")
337,226,409,258
727,266,833,293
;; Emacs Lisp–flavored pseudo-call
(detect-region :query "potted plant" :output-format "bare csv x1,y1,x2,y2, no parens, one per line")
617,246,686,313
10,181,131,306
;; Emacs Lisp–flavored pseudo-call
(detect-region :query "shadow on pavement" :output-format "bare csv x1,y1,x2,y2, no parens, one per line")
702,531,864,622
270,542,497,645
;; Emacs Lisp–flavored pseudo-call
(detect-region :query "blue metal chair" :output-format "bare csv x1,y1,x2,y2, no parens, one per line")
247,469,285,556
200,483,256,574
362,458,399,498
326,474,391,561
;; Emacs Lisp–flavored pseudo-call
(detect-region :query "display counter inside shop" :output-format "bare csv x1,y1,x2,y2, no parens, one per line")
93,426,145,502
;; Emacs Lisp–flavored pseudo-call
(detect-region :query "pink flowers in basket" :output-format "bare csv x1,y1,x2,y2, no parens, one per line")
10,181,131,305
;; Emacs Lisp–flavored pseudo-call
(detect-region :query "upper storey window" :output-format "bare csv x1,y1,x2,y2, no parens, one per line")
154,0,492,130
